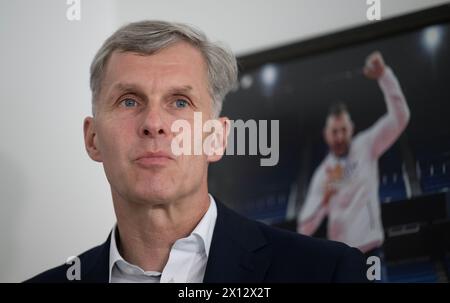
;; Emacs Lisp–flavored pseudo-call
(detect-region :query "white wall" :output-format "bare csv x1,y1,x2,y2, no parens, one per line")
0,0,117,282
1,0,448,282
115,0,450,56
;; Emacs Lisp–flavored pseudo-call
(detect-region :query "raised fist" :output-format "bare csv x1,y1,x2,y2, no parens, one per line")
363,51,386,80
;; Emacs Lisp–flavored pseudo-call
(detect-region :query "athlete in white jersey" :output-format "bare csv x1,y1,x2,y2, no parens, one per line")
297,52,410,253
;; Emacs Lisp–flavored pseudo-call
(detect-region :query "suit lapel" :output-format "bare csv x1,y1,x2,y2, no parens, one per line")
80,234,111,283
203,199,272,283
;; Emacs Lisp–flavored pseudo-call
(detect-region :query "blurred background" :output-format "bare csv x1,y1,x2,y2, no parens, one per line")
209,4,450,282
0,0,449,283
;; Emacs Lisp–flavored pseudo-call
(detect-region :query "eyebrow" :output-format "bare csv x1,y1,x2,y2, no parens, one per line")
109,83,195,98
165,85,193,96
109,82,145,95
164,85,199,110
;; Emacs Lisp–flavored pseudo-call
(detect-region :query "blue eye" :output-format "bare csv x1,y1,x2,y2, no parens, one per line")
175,99,189,108
121,98,138,108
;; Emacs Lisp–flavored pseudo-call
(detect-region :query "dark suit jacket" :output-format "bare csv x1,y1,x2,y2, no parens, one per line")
25,199,368,283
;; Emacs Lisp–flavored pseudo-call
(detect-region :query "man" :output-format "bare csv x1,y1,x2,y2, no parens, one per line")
26,21,367,283
298,52,411,257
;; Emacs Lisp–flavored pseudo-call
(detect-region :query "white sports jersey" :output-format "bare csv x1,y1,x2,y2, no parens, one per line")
298,67,410,252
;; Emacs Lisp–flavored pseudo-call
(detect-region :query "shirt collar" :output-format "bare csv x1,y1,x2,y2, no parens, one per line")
191,194,217,258
108,194,217,280
328,152,348,164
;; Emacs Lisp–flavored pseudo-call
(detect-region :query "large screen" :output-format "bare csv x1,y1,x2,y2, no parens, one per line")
208,5,450,282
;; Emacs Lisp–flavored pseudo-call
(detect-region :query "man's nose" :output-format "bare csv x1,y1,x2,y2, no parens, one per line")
138,105,169,138
336,136,343,142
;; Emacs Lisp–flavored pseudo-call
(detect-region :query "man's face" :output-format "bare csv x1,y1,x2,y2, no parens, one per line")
84,42,225,205
324,113,354,157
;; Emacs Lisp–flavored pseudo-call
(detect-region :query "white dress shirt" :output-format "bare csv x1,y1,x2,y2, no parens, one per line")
109,194,217,283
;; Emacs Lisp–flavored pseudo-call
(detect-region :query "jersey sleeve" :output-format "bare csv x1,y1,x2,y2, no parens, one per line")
297,166,328,235
365,67,411,159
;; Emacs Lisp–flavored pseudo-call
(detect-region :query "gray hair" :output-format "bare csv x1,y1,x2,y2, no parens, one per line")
90,20,238,117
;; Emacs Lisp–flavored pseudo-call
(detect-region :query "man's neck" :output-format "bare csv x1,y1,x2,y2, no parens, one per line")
112,189,211,272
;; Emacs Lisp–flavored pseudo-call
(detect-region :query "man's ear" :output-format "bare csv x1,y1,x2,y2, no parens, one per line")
83,117,103,162
349,120,355,137
206,116,230,163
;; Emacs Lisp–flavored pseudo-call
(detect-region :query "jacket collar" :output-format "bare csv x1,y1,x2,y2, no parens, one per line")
203,198,271,282
82,198,271,283
80,234,111,283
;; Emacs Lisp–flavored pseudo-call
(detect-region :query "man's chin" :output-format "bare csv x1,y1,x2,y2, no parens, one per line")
130,189,175,205
333,149,348,158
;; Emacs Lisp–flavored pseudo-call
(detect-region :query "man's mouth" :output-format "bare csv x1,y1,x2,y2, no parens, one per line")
134,151,175,167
